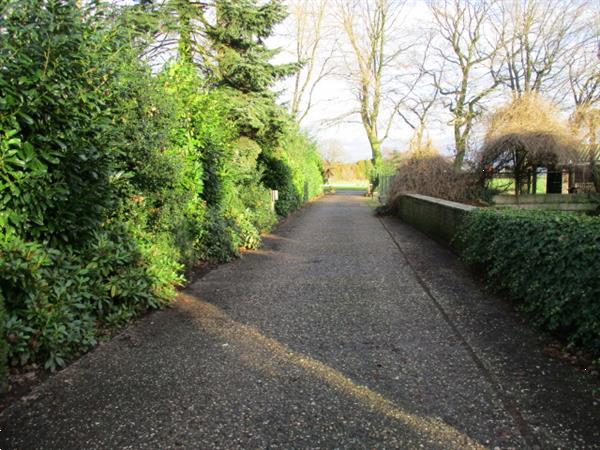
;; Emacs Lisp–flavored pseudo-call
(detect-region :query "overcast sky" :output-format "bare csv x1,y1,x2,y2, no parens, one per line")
270,0,456,162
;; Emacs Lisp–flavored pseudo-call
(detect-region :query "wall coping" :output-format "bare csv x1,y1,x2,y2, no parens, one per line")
400,193,478,212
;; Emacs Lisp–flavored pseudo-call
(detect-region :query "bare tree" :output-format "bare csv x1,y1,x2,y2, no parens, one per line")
490,0,590,98
427,0,502,170
393,37,439,153
568,30,600,192
336,0,409,169
567,24,600,108
287,0,336,123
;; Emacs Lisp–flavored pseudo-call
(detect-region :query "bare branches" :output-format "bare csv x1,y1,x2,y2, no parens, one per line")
490,0,591,99
426,0,503,169
287,0,337,123
566,19,600,107
336,0,409,167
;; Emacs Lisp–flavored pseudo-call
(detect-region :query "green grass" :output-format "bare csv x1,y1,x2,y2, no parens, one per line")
490,175,548,194
327,181,369,190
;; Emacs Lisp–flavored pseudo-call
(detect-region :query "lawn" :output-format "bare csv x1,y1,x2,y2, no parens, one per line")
325,181,369,191
490,175,548,194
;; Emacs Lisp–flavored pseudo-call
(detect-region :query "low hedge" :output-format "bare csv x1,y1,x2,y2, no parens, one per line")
458,209,600,351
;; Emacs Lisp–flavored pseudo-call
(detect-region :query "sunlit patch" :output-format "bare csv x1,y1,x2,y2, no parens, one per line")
178,294,484,449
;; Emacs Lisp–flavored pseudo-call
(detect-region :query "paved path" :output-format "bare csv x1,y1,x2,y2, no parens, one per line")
1,192,598,449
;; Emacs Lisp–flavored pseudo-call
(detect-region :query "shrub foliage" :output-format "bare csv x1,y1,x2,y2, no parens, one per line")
0,0,322,376
458,209,600,351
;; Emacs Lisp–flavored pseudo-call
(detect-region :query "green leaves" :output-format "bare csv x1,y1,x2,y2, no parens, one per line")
459,209,600,351
0,222,181,371
0,0,114,244
0,0,323,377
209,0,296,93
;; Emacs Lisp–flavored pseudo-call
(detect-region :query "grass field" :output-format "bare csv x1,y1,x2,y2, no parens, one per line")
326,181,369,191
490,175,548,194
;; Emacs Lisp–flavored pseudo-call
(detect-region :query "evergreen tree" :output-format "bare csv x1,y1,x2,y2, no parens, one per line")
209,0,297,94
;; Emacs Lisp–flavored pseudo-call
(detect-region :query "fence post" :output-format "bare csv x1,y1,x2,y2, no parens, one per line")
270,190,279,212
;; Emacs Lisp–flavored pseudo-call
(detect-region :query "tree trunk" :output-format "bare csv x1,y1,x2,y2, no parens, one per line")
367,131,382,170
453,125,467,171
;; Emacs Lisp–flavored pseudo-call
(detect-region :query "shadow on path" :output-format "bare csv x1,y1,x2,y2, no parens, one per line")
1,193,598,449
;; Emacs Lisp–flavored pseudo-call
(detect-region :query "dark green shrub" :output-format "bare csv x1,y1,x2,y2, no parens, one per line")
0,291,7,388
458,209,600,350
0,0,325,375
0,0,120,245
226,137,277,241
258,153,301,217
199,208,240,262
0,223,181,370
0,1,184,371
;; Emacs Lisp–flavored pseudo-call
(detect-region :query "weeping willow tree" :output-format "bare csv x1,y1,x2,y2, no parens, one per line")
480,93,579,195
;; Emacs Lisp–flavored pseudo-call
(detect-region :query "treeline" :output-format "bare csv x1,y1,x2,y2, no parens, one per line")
0,0,323,377
325,161,370,184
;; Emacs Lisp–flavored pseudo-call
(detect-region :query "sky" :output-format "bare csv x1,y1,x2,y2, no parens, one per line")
269,0,600,163
270,0,456,162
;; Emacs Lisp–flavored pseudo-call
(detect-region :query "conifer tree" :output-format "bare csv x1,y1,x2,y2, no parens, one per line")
208,0,297,94
205,0,298,148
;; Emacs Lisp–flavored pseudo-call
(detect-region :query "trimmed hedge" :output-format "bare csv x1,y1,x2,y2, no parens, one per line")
458,209,600,351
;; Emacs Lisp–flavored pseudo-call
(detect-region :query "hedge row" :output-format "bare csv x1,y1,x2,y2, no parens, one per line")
458,209,600,351
0,0,323,378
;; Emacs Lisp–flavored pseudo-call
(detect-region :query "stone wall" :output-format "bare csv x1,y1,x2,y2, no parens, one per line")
391,194,476,250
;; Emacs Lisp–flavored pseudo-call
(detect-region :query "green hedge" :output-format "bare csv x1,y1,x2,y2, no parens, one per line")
0,1,324,375
458,209,600,351
0,291,7,388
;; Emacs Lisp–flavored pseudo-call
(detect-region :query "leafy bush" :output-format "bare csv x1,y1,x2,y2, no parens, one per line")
458,209,600,350
0,291,7,387
282,129,324,202
0,0,323,380
259,153,301,216
257,127,323,217
0,224,181,370
0,0,117,244
199,208,240,262
226,138,277,247
0,1,184,372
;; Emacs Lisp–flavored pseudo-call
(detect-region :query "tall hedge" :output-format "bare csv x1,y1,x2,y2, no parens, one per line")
0,0,324,376
0,291,7,388
458,209,600,351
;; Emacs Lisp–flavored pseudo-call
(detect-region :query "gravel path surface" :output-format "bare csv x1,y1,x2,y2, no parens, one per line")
1,191,598,449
